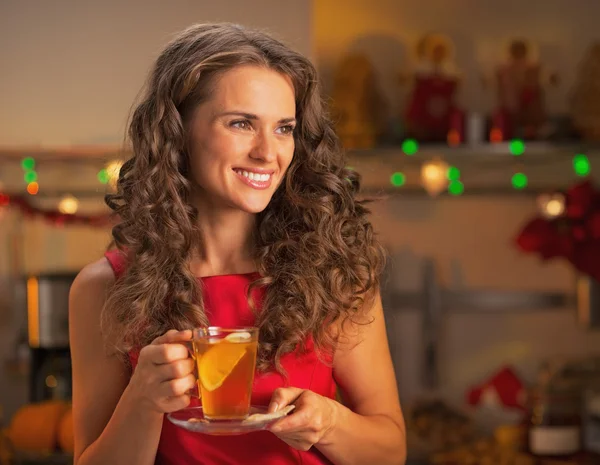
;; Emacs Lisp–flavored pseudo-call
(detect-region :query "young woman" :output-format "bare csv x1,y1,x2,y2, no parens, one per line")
69,22,406,465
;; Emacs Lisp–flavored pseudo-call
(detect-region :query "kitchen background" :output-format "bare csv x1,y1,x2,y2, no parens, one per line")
2,0,600,464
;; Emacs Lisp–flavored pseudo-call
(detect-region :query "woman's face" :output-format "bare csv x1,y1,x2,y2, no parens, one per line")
188,65,296,213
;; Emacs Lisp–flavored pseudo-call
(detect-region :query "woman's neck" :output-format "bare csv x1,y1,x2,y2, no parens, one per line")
190,204,257,277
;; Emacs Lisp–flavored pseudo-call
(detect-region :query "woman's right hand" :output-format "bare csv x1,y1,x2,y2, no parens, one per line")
126,329,196,414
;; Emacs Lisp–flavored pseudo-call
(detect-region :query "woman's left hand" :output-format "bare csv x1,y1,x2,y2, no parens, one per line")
267,387,338,451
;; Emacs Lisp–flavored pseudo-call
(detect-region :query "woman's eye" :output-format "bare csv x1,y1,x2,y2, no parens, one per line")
277,124,295,135
231,120,252,130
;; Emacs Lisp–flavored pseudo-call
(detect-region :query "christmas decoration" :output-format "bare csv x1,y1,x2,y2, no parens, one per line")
491,39,557,140
467,366,527,411
571,42,600,141
515,179,600,282
421,157,449,196
0,194,114,228
57,195,79,215
537,193,566,219
401,33,465,143
330,53,386,150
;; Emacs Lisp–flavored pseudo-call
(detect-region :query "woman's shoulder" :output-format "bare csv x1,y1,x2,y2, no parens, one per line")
69,258,117,320
73,257,117,291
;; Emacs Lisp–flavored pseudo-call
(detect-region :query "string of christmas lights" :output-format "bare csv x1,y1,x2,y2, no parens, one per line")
385,138,593,196
0,194,115,227
0,139,597,227
0,155,122,228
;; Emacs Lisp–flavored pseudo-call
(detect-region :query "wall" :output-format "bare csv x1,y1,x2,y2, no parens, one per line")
314,0,600,117
0,0,312,147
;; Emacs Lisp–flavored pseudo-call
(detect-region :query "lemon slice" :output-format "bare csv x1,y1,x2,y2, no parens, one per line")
224,331,252,342
198,342,247,392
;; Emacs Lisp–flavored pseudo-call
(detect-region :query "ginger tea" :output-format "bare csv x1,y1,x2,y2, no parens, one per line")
193,327,258,420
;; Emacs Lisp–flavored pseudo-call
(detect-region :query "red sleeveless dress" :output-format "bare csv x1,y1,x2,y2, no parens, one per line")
105,250,336,465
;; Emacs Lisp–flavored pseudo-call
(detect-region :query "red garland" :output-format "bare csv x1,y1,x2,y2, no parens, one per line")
514,180,600,282
0,193,116,228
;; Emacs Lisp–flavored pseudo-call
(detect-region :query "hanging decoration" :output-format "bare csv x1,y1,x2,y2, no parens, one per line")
0,194,114,228
514,179,600,282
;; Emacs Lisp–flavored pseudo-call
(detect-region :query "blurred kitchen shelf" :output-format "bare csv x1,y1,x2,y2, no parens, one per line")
384,288,573,313
382,259,598,390
347,141,600,195
1,141,599,197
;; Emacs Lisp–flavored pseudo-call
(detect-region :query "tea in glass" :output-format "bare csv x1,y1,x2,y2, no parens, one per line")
193,327,258,420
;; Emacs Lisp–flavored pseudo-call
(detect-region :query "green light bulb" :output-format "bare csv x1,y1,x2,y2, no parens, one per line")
24,171,38,183
401,139,419,156
509,139,525,156
21,157,35,171
448,180,464,196
447,166,461,181
97,169,110,184
512,172,528,189
390,172,406,187
573,154,590,177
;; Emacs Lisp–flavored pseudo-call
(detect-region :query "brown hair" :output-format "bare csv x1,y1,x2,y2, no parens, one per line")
104,23,385,372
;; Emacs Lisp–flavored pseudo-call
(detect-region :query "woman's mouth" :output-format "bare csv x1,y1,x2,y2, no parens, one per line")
232,168,273,190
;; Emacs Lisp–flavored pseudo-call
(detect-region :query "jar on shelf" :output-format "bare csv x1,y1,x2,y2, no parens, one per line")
527,382,582,457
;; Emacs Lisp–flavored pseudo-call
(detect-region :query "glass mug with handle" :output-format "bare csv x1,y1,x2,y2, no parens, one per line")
190,327,259,420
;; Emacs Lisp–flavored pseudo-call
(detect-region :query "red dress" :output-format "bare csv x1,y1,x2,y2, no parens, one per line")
105,250,336,465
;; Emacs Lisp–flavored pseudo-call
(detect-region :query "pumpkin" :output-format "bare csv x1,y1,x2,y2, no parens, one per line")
8,400,69,453
57,407,74,453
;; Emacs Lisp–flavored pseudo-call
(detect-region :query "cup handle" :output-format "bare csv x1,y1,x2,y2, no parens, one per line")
187,384,201,400
185,341,196,361
184,341,201,400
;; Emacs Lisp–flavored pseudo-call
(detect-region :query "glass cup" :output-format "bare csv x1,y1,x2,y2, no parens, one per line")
192,327,258,420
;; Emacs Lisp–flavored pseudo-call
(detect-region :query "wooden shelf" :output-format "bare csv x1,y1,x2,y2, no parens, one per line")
1,142,599,198
346,142,600,195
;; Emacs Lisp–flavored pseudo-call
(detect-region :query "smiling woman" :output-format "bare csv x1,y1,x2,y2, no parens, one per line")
68,22,406,465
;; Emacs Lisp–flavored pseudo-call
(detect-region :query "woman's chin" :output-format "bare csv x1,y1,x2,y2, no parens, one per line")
238,201,270,214
230,196,272,214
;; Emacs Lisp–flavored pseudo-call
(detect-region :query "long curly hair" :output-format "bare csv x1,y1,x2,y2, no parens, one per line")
103,23,385,372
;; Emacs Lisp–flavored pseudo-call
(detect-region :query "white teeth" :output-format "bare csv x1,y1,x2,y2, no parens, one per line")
234,169,271,182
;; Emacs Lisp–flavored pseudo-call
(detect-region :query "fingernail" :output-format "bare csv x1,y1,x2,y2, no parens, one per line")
269,402,279,413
